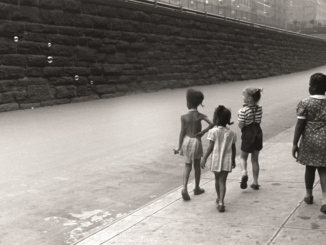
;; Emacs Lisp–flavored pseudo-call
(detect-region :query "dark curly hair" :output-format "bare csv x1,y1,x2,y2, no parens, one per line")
213,105,232,126
310,73,326,93
186,88,204,108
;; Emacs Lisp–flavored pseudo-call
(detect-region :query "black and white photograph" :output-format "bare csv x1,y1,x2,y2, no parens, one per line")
1,0,326,244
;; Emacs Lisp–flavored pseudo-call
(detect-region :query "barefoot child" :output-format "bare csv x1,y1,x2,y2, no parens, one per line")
174,89,214,201
238,87,263,190
201,106,236,212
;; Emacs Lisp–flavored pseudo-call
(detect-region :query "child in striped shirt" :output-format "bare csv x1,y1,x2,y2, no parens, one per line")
238,87,263,190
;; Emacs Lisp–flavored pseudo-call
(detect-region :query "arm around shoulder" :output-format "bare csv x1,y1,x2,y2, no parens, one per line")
196,114,214,138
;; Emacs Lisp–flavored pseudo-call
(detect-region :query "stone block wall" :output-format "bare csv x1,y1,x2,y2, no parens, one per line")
0,0,326,112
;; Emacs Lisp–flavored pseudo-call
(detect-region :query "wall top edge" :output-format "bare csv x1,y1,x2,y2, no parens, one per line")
80,0,326,43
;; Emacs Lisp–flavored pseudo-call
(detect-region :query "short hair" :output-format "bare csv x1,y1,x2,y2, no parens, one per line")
213,105,231,125
310,73,326,93
186,89,204,107
243,87,263,103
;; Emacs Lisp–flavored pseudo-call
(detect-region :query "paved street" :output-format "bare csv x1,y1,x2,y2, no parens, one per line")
0,66,324,244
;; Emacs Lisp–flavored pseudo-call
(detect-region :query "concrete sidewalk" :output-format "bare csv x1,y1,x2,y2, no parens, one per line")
75,126,326,245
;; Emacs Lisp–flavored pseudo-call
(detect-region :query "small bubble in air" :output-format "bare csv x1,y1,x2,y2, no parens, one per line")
14,36,18,42
74,75,79,81
48,43,51,47
31,107,34,109
47,56,53,64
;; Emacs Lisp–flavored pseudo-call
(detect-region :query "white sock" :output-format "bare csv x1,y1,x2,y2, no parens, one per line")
242,171,248,176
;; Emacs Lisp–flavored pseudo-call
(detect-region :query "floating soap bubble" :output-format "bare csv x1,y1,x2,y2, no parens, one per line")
48,43,52,47
47,56,53,64
31,107,34,109
14,36,18,42
74,75,79,81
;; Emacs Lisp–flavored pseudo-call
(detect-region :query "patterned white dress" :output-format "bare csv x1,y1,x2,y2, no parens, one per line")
297,95,326,167
207,126,237,172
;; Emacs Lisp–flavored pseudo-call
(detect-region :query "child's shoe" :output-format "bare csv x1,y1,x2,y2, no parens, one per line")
250,184,260,190
181,190,191,201
217,205,225,212
303,196,313,204
240,175,248,189
193,188,205,195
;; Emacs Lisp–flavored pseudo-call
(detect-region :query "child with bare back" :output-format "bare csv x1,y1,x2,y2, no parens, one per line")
174,89,214,201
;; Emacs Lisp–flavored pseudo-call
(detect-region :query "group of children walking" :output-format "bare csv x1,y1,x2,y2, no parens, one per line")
174,73,326,214
174,86,263,212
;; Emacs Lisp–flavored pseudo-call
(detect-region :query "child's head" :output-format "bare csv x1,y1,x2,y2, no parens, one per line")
242,87,263,104
309,73,326,95
213,105,233,126
186,88,204,109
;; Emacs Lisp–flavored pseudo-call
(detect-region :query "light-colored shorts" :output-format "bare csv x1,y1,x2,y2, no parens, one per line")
180,135,203,164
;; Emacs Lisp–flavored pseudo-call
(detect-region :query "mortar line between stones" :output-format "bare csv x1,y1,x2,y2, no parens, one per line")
266,180,320,245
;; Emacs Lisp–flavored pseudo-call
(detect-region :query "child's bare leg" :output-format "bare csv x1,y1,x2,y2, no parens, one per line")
240,151,249,176
183,162,192,193
251,150,260,185
305,166,316,198
194,159,201,189
193,158,204,194
218,171,229,206
214,172,220,202
240,151,249,189
317,167,326,205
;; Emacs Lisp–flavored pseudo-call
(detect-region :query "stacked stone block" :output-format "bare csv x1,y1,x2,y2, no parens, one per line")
0,0,325,112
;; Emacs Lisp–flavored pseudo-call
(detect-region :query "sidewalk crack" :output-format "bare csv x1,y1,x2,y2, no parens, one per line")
266,180,320,245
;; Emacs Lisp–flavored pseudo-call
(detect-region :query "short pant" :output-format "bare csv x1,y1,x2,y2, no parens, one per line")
241,123,263,153
180,135,203,163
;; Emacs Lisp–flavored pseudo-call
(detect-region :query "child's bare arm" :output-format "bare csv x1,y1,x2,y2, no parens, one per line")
201,140,214,169
238,122,244,129
292,119,307,159
174,116,186,154
195,115,214,138
231,143,236,168
238,109,245,129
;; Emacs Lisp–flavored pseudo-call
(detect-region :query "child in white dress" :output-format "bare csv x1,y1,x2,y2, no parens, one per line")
201,105,236,212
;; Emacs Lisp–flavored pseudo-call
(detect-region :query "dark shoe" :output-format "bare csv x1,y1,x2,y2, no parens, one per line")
250,184,260,190
181,190,191,201
304,196,314,204
193,188,205,195
217,205,225,212
321,204,326,213
240,175,248,189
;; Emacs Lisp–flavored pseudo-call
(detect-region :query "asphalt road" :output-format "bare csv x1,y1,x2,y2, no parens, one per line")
0,67,323,245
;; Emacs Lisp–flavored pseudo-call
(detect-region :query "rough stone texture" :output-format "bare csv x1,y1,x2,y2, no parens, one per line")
0,0,326,112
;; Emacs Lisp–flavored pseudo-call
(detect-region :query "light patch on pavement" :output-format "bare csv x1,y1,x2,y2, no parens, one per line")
63,220,78,226
27,189,41,194
53,177,69,181
63,210,114,244
116,213,128,218
70,210,103,219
